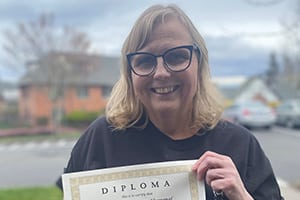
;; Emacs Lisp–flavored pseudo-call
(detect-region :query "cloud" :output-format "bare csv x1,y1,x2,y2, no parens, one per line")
205,35,270,77
0,0,296,81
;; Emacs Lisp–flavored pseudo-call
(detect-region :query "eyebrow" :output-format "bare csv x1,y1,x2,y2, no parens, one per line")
136,43,189,54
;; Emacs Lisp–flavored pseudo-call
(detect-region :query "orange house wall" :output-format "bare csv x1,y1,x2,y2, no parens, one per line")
19,88,27,120
19,85,108,125
0,100,3,114
32,86,52,118
64,86,107,114
19,86,52,123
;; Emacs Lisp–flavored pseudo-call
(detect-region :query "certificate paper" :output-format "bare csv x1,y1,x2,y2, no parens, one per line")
62,160,205,200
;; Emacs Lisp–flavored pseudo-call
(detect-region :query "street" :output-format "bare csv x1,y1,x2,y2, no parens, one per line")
252,126,300,184
0,126,299,188
0,140,75,188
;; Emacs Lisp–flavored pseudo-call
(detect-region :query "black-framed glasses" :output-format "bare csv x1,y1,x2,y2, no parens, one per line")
127,44,200,77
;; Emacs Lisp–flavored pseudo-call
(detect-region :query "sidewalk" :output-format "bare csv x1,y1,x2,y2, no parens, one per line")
0,126,53,137
1,129,299,199
278,179,300,200
0,126,81,137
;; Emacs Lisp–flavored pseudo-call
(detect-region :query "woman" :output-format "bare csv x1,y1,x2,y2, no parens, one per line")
58,4,283,200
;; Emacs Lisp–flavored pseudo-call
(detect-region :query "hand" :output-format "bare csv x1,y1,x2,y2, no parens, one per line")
192,151,253,200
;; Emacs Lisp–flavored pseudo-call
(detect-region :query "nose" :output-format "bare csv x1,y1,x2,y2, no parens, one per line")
153,57,171,79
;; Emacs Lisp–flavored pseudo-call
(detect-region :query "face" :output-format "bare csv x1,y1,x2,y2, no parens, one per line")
131,17,199,119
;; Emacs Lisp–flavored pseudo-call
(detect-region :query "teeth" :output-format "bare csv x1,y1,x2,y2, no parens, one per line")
154,86,175,94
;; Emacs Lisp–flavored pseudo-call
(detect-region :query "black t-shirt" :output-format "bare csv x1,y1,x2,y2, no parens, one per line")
57,116,283,200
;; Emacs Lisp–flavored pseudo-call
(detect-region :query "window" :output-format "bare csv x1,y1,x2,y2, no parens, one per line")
77,87,88,99
101,86,112,99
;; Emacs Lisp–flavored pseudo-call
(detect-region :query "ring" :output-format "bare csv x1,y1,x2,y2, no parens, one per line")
213,190,224,197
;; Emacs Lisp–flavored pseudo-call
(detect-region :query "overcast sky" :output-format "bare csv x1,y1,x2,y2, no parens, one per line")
0,0,297,82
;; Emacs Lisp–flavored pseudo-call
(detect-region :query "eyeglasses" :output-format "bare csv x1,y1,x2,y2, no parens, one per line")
127,44,200,77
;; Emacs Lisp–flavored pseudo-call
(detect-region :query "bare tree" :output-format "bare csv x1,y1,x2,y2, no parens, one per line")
2,13,92,132
42,54,72,133
2,13,90,69
266,52,280,89
280,1,300,96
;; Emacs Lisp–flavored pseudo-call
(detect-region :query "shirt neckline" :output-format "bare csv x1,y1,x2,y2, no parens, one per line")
147,120,210,151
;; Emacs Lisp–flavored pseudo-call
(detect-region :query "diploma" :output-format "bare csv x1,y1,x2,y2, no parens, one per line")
62,160,206,200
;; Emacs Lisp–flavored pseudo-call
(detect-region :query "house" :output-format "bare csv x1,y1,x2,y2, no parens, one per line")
216,75,300,108
0,81,19,108
19,52,120,125
232,76,280,107
0,94,3,114
213,76,247,107
272,77,300,100
0,81,3,113
0,81,19,123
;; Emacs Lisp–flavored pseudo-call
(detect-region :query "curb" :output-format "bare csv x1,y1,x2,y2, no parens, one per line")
278,178,300,200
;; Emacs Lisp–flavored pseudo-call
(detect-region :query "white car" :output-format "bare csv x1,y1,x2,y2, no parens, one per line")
276,99,300,128
223,101,276,129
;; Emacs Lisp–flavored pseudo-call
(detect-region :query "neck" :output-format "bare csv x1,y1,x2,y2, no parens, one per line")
149,110,198,140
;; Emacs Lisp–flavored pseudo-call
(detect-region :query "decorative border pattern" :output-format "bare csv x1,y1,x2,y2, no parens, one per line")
69,165,199,200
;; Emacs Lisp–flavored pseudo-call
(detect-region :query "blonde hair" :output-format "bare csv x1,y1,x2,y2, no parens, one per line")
106,4,224,130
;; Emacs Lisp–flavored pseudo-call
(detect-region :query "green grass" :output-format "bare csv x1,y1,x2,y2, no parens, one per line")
0,186,63,200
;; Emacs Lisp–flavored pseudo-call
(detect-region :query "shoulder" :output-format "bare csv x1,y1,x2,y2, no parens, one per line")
213,123,281,198
211,119,255,140
207,120,263,156
79,116,110,137
71,116,112,153
88,115,111,130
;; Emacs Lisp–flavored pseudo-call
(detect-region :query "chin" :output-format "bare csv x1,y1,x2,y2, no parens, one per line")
154,104,178,113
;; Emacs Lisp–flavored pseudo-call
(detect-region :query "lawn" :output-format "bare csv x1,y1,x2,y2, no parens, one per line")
0,186,63,200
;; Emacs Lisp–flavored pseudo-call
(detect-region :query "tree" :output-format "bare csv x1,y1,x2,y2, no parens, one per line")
2,13,92,132
41,54,72,133
265,52,279,89
2,13,91,70
280,1,300,96
282,54,295,78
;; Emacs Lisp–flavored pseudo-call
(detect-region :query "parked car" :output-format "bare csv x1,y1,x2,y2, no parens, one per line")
276,99,300,128
223,101,276,129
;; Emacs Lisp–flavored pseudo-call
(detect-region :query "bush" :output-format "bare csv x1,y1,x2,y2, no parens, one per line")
63,110,102,127
36,117,49,126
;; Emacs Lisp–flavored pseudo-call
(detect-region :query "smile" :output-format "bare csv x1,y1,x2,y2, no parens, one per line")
152,86,179,94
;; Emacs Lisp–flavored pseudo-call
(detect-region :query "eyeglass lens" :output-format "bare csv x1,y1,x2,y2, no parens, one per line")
130,46,192,76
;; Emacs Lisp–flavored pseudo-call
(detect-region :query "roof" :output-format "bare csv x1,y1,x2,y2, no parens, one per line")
0,81,18,101
216,75,300,101
272,79,300,100
19,52,121,87
230,76,279,103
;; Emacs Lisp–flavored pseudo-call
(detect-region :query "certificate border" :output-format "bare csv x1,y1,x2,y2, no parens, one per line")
69,165,199,200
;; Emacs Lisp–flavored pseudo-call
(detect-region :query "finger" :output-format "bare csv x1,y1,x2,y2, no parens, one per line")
209,171,246,199
206,168,226,186
195,156,225,180
192,151,211,170
210,178,235,197
211,178,230,193
192,151,224,170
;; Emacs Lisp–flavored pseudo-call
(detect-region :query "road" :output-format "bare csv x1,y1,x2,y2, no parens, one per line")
0,126,299,188
0,140,75,188
252,126,300,184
